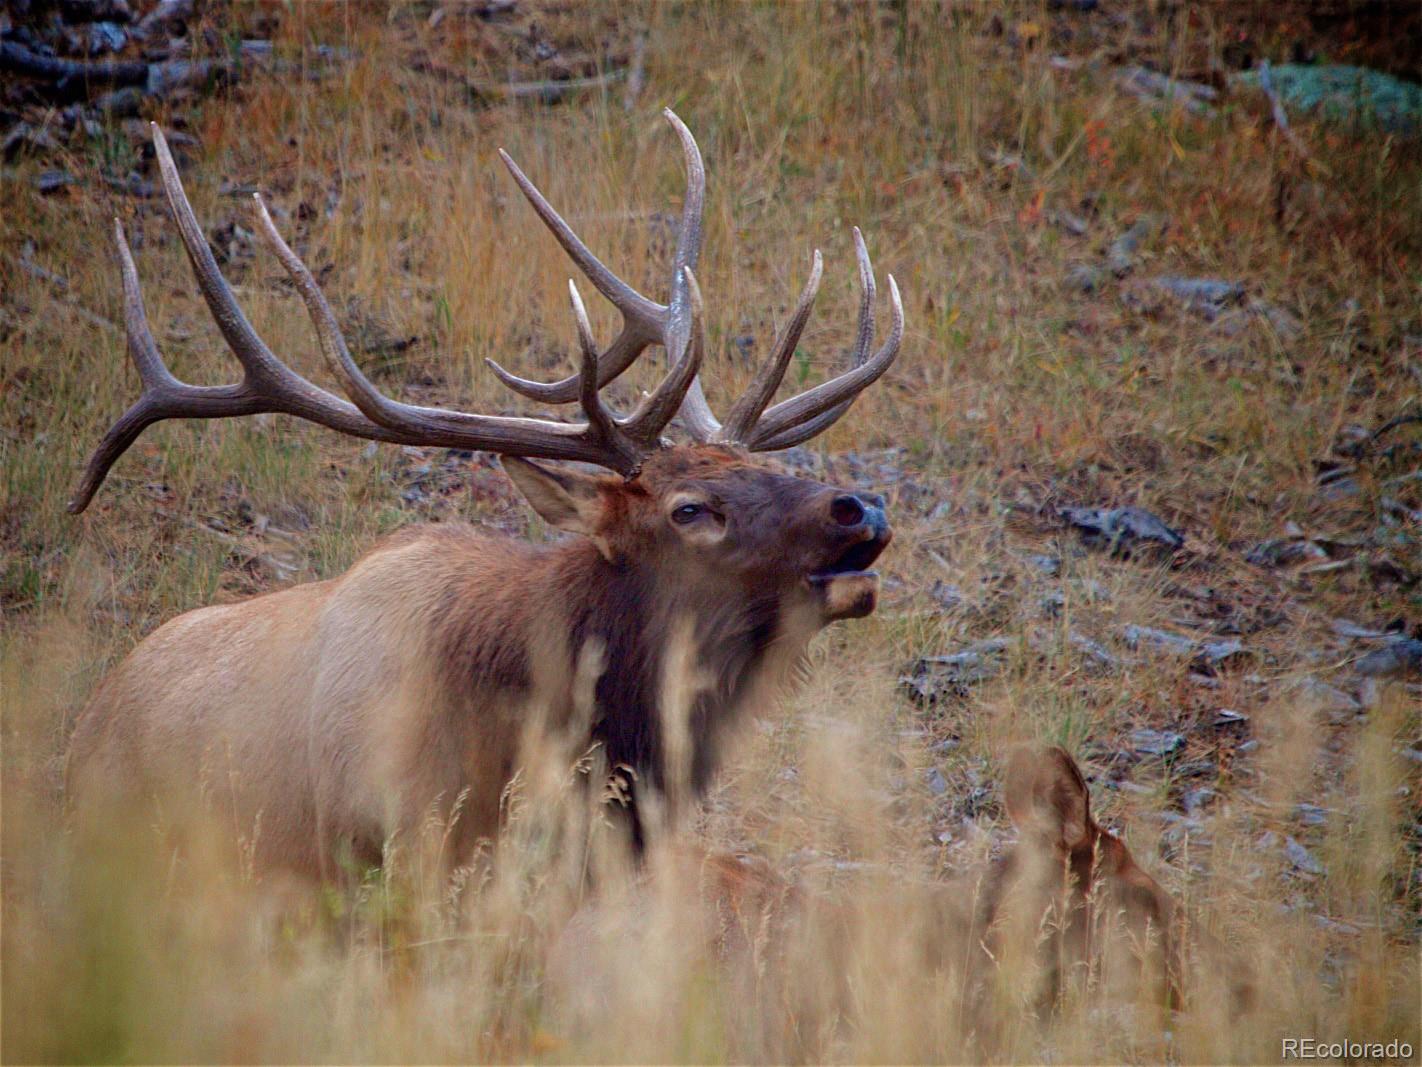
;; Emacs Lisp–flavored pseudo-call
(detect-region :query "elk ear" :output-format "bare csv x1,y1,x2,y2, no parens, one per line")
500,457,605,537
1004,745,1092,853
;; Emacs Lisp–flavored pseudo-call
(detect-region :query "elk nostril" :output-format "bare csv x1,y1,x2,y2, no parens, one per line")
830,495,865,527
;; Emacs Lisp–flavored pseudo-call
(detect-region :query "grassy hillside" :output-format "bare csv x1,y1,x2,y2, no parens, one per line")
3,2,1418,1061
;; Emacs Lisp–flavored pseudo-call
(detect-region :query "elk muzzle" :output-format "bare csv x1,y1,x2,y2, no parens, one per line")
807,492,892,620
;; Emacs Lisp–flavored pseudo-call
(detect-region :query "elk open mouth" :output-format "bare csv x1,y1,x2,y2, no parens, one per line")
808,536,888,582
806,535,890,620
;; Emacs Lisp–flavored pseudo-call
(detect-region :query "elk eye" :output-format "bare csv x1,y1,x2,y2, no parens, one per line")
672,503,702,524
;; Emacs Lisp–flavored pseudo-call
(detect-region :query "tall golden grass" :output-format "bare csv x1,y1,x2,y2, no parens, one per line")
3,2,1419,1062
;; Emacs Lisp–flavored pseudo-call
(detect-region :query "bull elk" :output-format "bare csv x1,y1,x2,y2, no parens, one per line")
66,111,902,877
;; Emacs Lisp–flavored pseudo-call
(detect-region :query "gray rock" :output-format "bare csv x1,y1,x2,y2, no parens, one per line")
1330,618,1399,640
1049,208,1090,235
83,21,128,55
1174,759,1218,779
1182,787,1217,815
1070,631,1120,671
1121,624,1196,657
1147,275,1245,310
1285,836,1324,876
94,86,144,117
33,169,74,193
928,580,965,612
1251,299,1303,340
1318,476,1362,502
1116,66,1218,116
1061,506,1184,556
1354,638,1422,679
899,639,1010,705
1315,916,1361,935
1198,639,1246,666
2,122,62,161
1246,538,1328,567
1292,677,1363,714
1130,728,1185,758
1114,625,1239,668
1024,553,1062,576
1107,215,1164,276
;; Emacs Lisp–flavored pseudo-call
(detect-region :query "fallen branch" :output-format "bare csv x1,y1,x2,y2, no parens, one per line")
1115,65,1217,116
0,40,149,90
427,0,517,28
1371,410,1422,443
495,68,627,104
2,38,346,103
410,60,628,108
1,40,236,96
1258,60,1315,163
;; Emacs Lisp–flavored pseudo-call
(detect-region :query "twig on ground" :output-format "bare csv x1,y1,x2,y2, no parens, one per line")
496,68,627,104
1258,60,1317,165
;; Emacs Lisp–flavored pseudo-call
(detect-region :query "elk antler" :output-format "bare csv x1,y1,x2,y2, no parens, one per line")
69,124,708,512
495,109,903,452
72,112,902,512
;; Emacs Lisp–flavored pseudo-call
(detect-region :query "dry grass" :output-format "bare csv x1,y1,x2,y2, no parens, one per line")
2,2,1419,1063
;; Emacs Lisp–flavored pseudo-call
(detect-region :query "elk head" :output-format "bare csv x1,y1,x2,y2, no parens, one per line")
986,746,1252,1016
504,449,890,623
70,111,902,623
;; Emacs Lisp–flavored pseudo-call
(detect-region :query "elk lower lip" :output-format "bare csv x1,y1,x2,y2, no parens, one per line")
807,569,879,587
806,569,880,620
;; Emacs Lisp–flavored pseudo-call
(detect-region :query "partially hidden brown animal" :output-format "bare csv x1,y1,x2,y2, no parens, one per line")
66,111,902,878
550,747,1252,1059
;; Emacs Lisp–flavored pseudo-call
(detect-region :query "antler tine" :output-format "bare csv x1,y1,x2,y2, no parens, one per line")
656,109,722,443
485,325,647,400
497,148,662,327
250,175,647,473
488,109,708,406
719,250,824,442
251,193,401,431
490,148,662,402
69,221,264,513
70,151,423,515
745,271,903,452
623,268,706,446
567,280,619,444
739,228,876,451
150,124,413,436
152,124,295,389
662,109,706,289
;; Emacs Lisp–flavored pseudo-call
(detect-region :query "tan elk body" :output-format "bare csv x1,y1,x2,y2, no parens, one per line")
67,112,902,876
